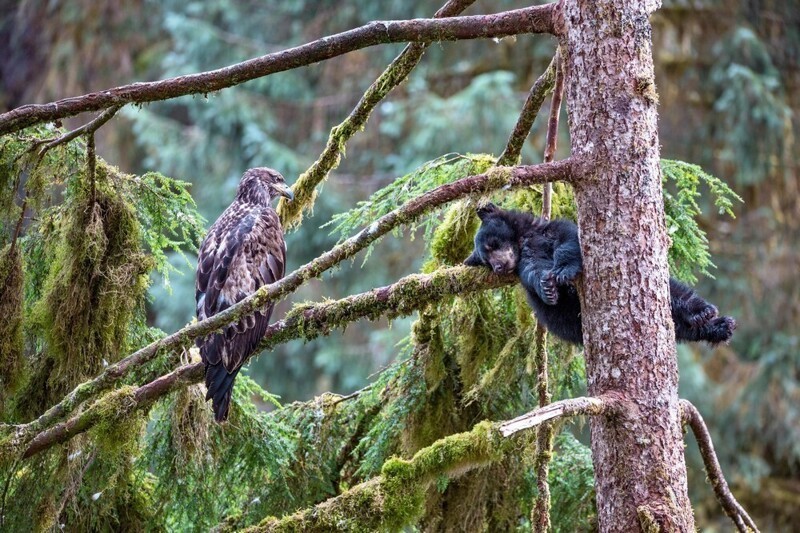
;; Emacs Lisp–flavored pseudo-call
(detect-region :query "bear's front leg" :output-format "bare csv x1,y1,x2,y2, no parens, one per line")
519,264,559,305
550,241,583,286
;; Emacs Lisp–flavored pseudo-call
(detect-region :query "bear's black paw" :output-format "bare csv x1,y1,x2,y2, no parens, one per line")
689,304,718,328
541,271,559,305
701,316,736,345
552,266,580,286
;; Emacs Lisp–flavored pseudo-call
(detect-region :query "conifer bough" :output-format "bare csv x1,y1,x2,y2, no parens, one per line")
5,156,581,451
20,266,518,458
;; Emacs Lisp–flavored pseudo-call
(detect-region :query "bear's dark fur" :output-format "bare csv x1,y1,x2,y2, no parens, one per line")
464,204,736,345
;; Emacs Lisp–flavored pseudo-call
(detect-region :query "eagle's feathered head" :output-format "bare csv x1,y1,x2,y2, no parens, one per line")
236,167,294,205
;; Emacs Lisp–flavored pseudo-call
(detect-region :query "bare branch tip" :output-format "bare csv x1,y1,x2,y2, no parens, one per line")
680,400,760,533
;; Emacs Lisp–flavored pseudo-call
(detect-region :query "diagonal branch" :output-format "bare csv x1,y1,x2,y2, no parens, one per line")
278,0,478,229
6,156,582,447
30,105,122,163
20,266,516,459
496,55,557,166
680,400,759,533
0,4,559,135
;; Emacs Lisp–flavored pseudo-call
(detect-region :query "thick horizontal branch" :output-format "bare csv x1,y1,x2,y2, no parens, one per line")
7,156,581,447
0,3,558,135
499,396,606,437
18,266,516,459
277,0,477,228
680,400,759,533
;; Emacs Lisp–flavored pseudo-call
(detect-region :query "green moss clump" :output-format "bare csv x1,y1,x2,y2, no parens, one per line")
0,244,25,410
26,163,153,410
406,421,504,481
425,200,479,270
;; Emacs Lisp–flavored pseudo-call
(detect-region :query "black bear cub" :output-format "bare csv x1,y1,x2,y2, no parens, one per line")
464,203,735,345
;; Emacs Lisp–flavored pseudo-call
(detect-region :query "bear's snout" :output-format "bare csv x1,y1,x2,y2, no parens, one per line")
488,247,517,274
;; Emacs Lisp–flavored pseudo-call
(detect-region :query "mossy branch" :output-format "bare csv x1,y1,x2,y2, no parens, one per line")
0,4,559,135
278,0,478,229
7,157,581,448
245,395,608,531
20,364,203,459
244,421,508,532
680,400,759,533
16,266,516,459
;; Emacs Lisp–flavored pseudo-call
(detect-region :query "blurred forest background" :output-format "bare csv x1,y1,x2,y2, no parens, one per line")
1,0,798,530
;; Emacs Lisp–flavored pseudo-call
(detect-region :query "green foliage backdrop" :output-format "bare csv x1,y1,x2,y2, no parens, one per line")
0,0,798,530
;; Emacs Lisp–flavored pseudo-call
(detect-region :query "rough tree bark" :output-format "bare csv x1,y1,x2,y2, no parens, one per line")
560,0,695,530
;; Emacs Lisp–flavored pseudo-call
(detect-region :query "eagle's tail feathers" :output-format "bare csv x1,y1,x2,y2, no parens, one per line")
204,363,240,422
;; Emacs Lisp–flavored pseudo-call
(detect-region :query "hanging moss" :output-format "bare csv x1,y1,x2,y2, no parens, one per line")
0,244,25,410
426,200,479,270
401,310,461,455
26,163,153,410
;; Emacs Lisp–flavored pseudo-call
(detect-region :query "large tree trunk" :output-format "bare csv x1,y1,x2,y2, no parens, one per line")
560,0,695,530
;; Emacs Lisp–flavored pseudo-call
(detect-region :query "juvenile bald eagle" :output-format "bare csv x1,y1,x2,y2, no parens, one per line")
195,167,293,422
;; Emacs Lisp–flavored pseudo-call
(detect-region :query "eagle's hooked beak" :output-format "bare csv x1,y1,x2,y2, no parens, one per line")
274,183,295,202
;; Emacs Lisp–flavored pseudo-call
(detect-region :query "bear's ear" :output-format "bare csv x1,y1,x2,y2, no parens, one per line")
464,250,482,266
476,202,499,221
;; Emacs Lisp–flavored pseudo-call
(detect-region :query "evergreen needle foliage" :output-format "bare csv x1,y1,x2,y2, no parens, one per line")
661,158,742,283
327,153,496,243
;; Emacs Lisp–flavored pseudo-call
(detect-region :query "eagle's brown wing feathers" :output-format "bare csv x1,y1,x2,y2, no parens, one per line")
196,204,285,421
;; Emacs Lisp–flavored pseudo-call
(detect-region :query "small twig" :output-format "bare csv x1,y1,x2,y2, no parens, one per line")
333,400,384,491
54,449,97,524
331,384,374,406
540,47,564,221
680,400,759,533
87,133,97,203
31,105,122,167
499,396,606,437
8,198,27,253
0,457,21,528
